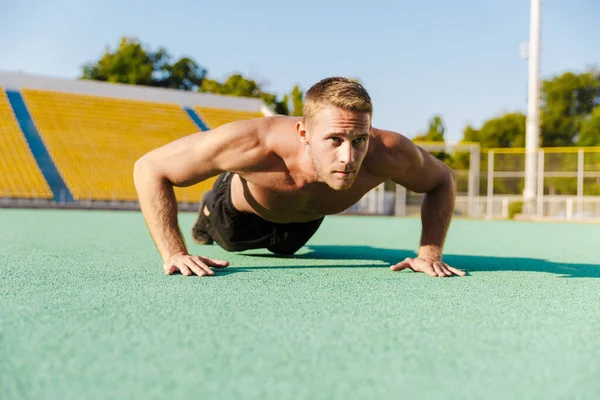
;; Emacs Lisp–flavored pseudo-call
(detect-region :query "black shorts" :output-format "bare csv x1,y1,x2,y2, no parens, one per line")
203,172,324,255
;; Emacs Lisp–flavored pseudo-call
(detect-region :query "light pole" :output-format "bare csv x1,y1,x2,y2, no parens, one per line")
523,0,542,215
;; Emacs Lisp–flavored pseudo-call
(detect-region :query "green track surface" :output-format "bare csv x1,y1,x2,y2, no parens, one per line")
1,209,599,399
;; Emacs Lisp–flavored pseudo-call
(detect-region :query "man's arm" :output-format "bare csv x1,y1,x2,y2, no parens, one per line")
374,130,465,277
133,119,269,276
398,146,456,261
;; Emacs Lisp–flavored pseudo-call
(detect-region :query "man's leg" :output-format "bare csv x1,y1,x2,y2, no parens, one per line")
267,217,324,256
191,190,214,245
192,172,275,253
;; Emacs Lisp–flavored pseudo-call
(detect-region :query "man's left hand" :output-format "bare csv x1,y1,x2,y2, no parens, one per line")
390,257,466,277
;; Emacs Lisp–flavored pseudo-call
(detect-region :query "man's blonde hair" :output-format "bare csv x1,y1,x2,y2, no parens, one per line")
303,77,373,126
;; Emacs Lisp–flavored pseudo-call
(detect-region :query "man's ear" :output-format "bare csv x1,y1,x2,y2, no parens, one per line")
296,121,310,145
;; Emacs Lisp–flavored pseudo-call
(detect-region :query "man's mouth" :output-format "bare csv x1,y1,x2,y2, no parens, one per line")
334,170,355,176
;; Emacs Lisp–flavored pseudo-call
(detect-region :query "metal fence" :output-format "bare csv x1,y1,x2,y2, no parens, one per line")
351,145,600,221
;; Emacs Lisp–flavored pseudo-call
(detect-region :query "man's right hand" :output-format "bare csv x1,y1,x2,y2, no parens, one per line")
163,253,230,276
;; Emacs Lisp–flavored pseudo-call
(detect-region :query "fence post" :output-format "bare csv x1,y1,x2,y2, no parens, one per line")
566,198,574,220
502,198,509,219
536,149,544,219
577,148,584,217
486,150,494,219
468,145,480,218
394,184,406,217
376,183,385,214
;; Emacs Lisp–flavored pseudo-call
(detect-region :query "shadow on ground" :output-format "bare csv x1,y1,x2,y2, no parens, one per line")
233,245,600,278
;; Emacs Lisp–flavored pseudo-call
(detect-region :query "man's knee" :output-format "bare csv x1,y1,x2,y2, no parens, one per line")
267,218,323,256
267,242,303,256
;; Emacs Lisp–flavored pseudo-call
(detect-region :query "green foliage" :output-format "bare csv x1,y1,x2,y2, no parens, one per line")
200,73,261,97
577,105,600,146
273,94,290,116
291,85,304,116
199,73,291,115
462,113,527,149
462,124,481,143
508,201,523,219
459,68,600,150
80,37,206,91
414,115,452,165
541,69,600,147
414,115,445,142
81,37,156,86
161,57,206,91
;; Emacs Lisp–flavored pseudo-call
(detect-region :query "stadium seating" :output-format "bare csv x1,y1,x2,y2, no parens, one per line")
21,89,214,202
0,88,53,199
194,106,264,129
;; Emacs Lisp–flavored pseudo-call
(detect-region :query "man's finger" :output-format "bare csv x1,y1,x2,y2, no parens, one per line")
390,258,413,272
447,266,467,276
164,263,178,275
192,259,215,276
178,262,192,276
185,260,209,276
431,262,446,277
424,267,438,277
438,262,453,277
416,261,438,277
200,257,230,268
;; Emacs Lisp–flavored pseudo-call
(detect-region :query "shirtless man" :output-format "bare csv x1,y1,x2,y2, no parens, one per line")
134,77,466,278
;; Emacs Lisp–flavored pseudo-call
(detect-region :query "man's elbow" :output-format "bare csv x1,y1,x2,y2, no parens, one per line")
443,166,457,200
134,157,166,189
133,156,149,181
445,165,456,186
429,164,456,195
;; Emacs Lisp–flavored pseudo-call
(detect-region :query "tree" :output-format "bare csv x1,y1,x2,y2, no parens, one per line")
200,73,261,97
470,112,526,149
460,69,600,150
160,57,206,91
291,85,304,116
80,36,207,90
414,115,445,142
81,37,156,86
200,73,290,115
575,105,600,195
414,115,452,164
273,94,289,115
577,105,600,146
541,69,600,146
462,124,481,143
455,113,527,195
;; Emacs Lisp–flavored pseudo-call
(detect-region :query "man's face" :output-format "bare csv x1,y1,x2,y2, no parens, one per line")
299,105,371,191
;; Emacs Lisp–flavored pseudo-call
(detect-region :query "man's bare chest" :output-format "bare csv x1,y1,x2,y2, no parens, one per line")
230,172,385,223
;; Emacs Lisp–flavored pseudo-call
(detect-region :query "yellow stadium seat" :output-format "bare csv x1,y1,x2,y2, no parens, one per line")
194,106,264,129
21,89,213,203
0,88,53,199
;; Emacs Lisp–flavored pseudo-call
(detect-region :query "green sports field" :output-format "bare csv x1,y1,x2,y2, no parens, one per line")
1,208,599,399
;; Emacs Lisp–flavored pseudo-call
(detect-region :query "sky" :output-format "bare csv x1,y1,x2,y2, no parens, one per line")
1,0,599,143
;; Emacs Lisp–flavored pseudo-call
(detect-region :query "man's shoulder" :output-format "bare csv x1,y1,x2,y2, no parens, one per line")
208,115,301,174
260,115,302,132
365,128,424,178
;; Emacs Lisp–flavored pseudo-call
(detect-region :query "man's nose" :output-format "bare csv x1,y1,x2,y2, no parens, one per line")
339,143,355,165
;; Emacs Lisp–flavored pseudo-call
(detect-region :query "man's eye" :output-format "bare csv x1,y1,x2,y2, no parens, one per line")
329,137,342,144
354,138,366,145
